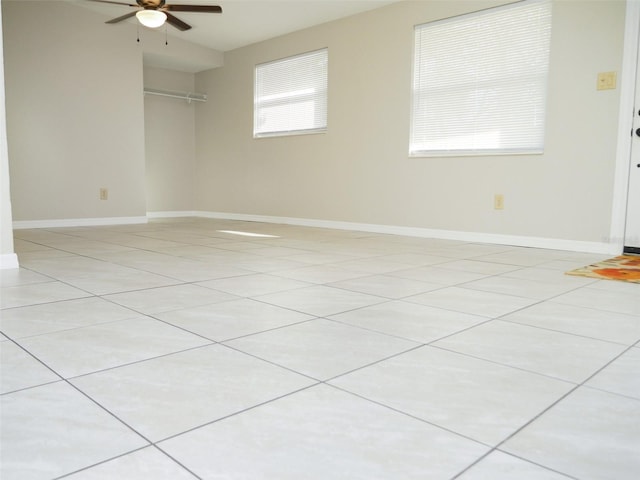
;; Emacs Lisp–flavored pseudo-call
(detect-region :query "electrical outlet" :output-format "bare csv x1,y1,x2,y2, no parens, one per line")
99,188,108,201
494,194,504,210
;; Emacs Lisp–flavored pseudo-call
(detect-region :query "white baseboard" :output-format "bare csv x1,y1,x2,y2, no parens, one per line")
147,211,198,218
10,210,619,255
13,216,148,230
0,253,19,270
195,210,618,255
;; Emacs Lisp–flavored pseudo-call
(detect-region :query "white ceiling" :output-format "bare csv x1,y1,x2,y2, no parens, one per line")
75,0,399,52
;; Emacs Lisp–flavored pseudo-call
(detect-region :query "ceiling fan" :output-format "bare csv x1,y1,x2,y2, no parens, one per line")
88,0,222,31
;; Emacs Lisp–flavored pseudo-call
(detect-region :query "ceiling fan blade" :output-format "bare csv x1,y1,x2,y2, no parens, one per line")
165,12,192,31
86,0,138,6
106,11,138,24
163,5,222,13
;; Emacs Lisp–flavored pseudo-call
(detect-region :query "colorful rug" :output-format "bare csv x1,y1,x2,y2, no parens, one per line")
566,255,640,283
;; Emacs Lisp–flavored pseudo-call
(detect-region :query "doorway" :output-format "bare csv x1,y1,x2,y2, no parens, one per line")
623,3,640,254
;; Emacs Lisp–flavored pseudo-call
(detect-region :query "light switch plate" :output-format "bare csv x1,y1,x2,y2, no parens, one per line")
597,71,616,90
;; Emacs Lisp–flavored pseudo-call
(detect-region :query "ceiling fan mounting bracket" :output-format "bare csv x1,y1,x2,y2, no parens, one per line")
138,0,165,8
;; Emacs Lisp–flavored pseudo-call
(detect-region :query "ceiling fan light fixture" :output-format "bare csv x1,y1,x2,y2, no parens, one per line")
136,10,167,28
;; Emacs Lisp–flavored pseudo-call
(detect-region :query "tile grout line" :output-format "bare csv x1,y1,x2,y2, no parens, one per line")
450,341,640,479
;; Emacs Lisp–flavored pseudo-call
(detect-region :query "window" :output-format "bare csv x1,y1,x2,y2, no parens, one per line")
410,0,552,156
254,48,328,138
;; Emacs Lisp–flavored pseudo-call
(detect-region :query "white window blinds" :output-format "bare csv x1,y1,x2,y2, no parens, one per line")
254,48,328,138
410,0,552,156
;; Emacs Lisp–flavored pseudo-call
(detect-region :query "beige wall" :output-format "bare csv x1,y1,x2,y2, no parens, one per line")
195,0,625,245
3,0,147,222
1,0,17,268
144,67,197,212
1,0,628,248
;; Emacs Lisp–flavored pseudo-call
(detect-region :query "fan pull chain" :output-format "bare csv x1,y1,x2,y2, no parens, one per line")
165,24,168,46
137,22,140,43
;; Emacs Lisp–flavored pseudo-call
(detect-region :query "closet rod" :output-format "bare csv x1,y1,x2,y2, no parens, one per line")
143,87,207,103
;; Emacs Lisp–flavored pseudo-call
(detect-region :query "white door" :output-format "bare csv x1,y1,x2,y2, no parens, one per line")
625,33,640,254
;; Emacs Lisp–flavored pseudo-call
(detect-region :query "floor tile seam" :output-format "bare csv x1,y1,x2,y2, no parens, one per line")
391,281,499,302
81,243,242,274
194,274,305,292
248,287,392,317
18,252,189,286
492,313,636,349
484,343,640,464
320,343,432,384
216,342,327,382
96,290,194,318
581,383,640,403
499,269,601,286
460,275,603,297
0,378,63,397
87,261,238,282
11,234,82,250
462,256,559,268
450,448,579,480
414,263,549,294
0,277,61,294
567,283,640,300
574,343,640,402
222,334,427,386
64,342,219,382
323,314,494,348
0,264,62,287
426,343,588,385
0,290,101,313
466,383,584,477
323,382,494,451
173,314,319,344
0,291,95,312
320,281,448,301
0,313,158,343
321,282,441,301
399,295,496,318
328,272,447,289
452,279,574,302
24,244,162,270
538,278,640,301
496,316,638,347
59,311,223,347
504,296,640,321
62,279,188,297
435,261,530,276
77,236,195,252
329,255,458,269
264,269,373,285
51,445,200,480
550,294,640,318
60,264,189,283
0,335,70,395
99,285,244,315
196,270,309,287
136,445,203,480
62,378,155,446
153,382,323,445
240,292,347,316
325,264,424,277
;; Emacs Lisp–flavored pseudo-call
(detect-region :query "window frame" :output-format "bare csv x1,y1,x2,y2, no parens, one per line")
409,0,552,158
253,48,329,139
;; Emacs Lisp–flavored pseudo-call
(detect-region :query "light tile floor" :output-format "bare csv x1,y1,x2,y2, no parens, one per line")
1,218,639,480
